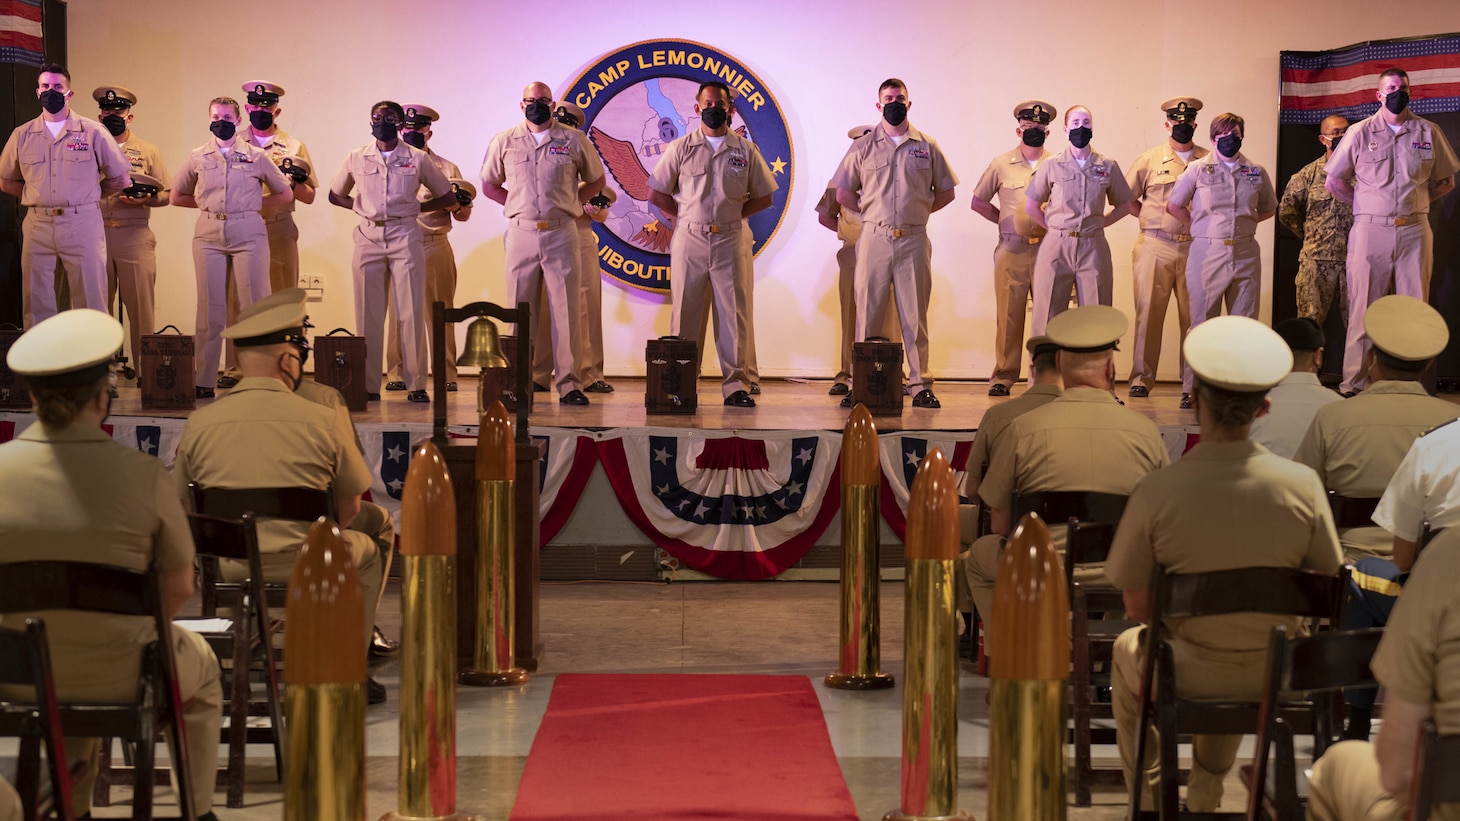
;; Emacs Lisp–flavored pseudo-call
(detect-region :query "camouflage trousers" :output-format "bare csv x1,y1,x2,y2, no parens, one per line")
1296,256,1348,325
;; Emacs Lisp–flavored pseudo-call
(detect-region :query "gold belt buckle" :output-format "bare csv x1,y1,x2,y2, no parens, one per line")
1175,233,1190,242
708,224,721,234
372,219,386,227
1223,238,1236,246
1028,236,1041,245
891,228,905,238
46,208,64,216
1394,215,1412,226
536,220,550,230
107,219,121,228
1068,230,1083,238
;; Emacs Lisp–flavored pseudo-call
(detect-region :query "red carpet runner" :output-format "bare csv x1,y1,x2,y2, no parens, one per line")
509,674,860,820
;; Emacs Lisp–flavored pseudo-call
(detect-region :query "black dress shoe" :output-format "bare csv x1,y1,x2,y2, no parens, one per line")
911,389,941,409
366,392,381,402
216,375,238,389
828,382,850,396
445,381,458,392
1180,393,1193,409
748,383,761,395
560,389,589,405
1129,385,1150,398
385,380,406,391
987,383,1010,397
194,386,215,399
367,677,387,705
407,390,430,403
840,395,852,408
724,390,755,407
533,382,550,393
369,625,399,658
584,380,615,393
1341,390,1359,398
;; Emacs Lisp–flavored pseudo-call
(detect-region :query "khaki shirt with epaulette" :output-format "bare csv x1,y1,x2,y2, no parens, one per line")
971,147,1050,237
1277,155,1352,261
815,182,861,245
833,122,958,227
480,122,604,222
417,150,463,235
173,139,291,214
0,113,133,206
101,133,169,221
1169,152,1277,239
1026,147,1132,233
1127,143,1208,234
966,383,1062,487
649,128,776,225
1106,440,1344,653
332,142,452,221
1373,530,1460,734
239,125,316,217
1326,110,1460,218
1293,381,1460,556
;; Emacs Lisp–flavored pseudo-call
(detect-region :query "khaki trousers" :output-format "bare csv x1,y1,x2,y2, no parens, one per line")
834,240,902,383
21,207,107,328
855,224,933,392
577,219,606,385
1031,231,1112,336
670,221,750,398
990,237,1040,386
103,218,157,370
1128,233,1192,390
1181,236,1260,392
506,219,581,397
387,232,458,384
1341,220,1432,394
193,214,270,388
1307,740,1407,821
222,530,383,651
352,220,427,394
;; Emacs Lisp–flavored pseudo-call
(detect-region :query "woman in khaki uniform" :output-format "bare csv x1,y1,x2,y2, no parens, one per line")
0,310,223,820
171,96,292,398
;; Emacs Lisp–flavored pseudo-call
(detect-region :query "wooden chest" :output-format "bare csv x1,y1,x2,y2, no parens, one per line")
314,329,368,412
139,329,195,411
852,340,904,415
0,325,29,409
645,337,697,414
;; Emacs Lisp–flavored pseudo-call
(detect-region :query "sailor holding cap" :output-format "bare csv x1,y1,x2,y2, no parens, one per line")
0,309,224,819
965,306,1167,656
237,81,317,296
173,301,390,702
93,84,169,382
1108,315,1343,812
1124,97,1206,399
1247,316,1341,458
969,100,1056,396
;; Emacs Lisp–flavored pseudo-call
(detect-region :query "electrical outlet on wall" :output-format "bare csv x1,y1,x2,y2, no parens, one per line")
304,275,324,293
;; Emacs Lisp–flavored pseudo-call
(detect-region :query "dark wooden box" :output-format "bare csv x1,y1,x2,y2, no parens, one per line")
0,326,29,409
314,330,368,412
646,337,697,414
140,332,195,411
852,340,904,416
478,334,531,413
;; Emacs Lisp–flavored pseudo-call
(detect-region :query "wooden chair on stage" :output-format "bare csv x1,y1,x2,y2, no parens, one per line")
0,620,74,821
0,561,197,821
1412,720,1460,821
1128,566,1347,821
1241,625,1382,821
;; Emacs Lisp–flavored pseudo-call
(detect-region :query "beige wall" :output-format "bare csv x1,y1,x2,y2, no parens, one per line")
63,0,1460,381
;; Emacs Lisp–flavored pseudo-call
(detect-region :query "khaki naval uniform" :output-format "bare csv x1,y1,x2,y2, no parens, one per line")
239,125,315,294
0,777,17,821
1126,143,1207,389
1169,153,1278,393
814,182,900,385
1326,111,1459,394
1247,371,1341,459
1026,148,1132,335
1293,381,1460,559
173,377,383,647
649,128,776,398
1278,155,1353,323
173,139,290,388
332,142,452,395
972,148,1050,387
576,184,615,387
481,122,603,397
386,149,465,385
101,134,168,368
1307,530,1460,821
0,421,222,815
1107,440,1343,811
966,387,1168,647
833,124,958,392
0,113,132,327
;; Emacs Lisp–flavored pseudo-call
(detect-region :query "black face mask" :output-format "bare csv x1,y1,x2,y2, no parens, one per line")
1217,134,1243,158
700,106,728,130
1068,126,1092,149
525,100,552,126
402,130,427,149
101,114,127,137
1021,127,1046,147
38,89,66,114
881,101,908,127
249,109,275,131
1385,89,1410,116
209,120,236,141
372,120,398,143
1170,122,1195,144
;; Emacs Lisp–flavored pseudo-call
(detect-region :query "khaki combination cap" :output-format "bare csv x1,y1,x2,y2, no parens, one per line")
1025,335,1059,356
553,101,585,129
404,104,440,126
92,86,137,109
7,309,123,383
125,172,163,190
237,288,307,324
847,124,875,140
1184,316,1291,392
1045,305,1128,353
1364,295,1449,362
222,302,308,347
1014,100,1057,125
242,81,285,105
449,178,478,199
1162,97,1203,122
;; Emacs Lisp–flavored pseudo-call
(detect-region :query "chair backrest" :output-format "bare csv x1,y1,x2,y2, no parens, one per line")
1154,565,1347,624
1066,521,1118,586
0,561,158,618
0,620,74,821
187,511,266,618
188,482,334,523
1278,626,1383,694
1326,491,1382,530
1411,721,1460,820
433,299,531,446
1012,491,1128,528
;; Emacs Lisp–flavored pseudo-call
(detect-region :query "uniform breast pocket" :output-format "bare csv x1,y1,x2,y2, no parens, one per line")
551,157,576,184
1400,148,1433,181
200,159,225,188
722,167,749,199
1355,155,1391,186
903,155,933,187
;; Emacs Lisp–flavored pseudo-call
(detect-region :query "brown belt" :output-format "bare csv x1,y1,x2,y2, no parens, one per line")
261,211,295,225
1355,213,1422,226
1142,229,1191,243
1000,233,1043,245
105,217,150,228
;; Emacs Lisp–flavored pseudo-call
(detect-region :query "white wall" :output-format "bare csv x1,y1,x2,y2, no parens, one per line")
65,0,1460,381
